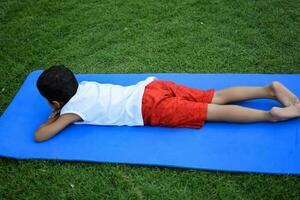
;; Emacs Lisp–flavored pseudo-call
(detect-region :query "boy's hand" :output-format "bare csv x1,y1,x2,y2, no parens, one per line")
40,109,61,128
48,109,61,119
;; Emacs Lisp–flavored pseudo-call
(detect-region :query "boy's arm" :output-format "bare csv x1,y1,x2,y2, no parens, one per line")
35,111,81,142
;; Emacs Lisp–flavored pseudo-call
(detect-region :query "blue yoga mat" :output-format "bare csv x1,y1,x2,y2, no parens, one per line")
0,70,299,174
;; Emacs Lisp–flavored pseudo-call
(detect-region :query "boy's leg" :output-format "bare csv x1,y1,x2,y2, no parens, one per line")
207,104,270,122
212,81,299,106
206,103,300,123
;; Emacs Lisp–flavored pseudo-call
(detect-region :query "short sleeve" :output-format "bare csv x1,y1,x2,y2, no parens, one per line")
60,104,87,122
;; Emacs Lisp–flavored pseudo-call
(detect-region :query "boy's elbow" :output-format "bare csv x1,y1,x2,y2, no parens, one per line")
34,137,44,142
34,131,46,142
34,127,51,142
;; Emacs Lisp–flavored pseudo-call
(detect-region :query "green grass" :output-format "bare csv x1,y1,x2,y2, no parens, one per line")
1,0,300,199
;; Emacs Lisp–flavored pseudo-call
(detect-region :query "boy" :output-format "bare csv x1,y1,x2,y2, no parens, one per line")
35,65,300,142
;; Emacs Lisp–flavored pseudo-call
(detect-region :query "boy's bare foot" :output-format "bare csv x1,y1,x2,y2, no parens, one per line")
269,81,299,107
269,103,300,122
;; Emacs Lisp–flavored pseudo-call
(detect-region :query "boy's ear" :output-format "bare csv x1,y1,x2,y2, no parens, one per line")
50,101,62,110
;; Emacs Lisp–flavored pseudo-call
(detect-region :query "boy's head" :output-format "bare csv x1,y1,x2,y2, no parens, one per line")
37,65,78,109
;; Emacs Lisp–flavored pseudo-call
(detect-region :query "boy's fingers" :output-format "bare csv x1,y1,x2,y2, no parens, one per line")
48,110,60,119
54,109,61,114
48,114,54,119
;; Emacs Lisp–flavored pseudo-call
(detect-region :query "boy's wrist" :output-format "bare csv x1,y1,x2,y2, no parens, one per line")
49,109,61,118
40,110,60,128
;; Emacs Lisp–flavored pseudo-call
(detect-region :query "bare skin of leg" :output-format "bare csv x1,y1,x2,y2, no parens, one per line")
207,81,300,123
207,104,270,122
206,103,300,123
211,81,299,106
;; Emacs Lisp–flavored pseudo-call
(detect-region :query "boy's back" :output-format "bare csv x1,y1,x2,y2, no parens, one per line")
60,77,156,126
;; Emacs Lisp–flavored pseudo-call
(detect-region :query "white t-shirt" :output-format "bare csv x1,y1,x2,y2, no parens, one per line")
60,77,156,126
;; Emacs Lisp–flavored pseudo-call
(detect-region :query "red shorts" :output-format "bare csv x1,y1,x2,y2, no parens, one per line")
142,80,215,128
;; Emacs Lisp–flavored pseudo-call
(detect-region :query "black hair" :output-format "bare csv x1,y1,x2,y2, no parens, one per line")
37,65,78,106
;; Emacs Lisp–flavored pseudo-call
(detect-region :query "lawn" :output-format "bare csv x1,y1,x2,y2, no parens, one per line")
1,0,300,199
